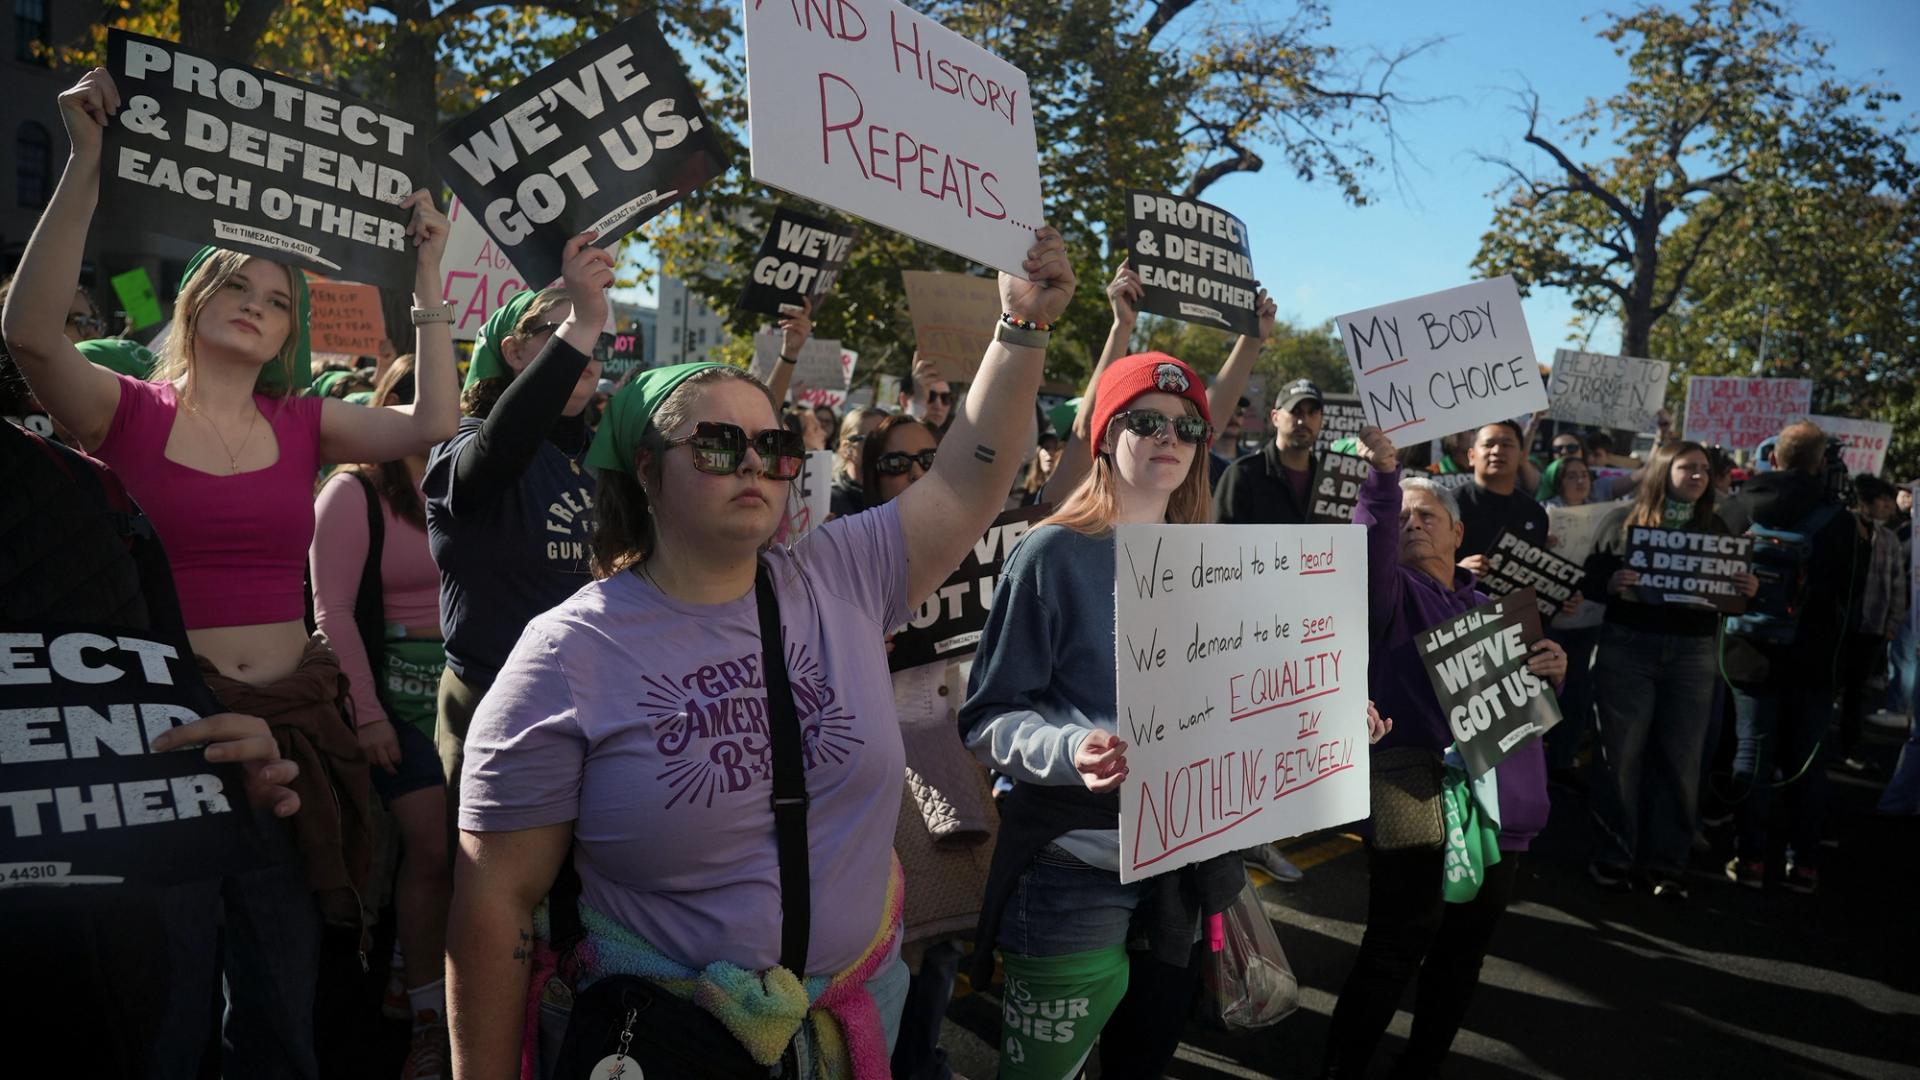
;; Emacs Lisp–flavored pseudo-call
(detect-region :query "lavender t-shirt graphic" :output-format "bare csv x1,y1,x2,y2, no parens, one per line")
460,504,910,976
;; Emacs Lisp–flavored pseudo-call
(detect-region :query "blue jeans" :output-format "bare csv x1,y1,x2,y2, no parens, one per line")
1732,675,1832,869
1545,623,1602,771
1589,625,1718,875
1885,619,1917,715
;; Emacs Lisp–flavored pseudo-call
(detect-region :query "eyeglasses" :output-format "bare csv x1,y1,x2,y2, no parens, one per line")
875,449,937,475
664,421,806,480
67,313,106,336
926,390,954,405
1113,409,1211,445
1552,442,1584,456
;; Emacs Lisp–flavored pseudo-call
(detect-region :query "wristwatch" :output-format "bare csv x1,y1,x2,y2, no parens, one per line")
410,303,455,326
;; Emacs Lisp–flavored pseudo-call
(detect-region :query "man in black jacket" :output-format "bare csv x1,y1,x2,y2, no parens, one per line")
1717,421,1867,894
1213,378,1325,526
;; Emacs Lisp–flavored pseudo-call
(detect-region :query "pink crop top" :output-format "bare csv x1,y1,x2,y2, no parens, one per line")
94,372,325,630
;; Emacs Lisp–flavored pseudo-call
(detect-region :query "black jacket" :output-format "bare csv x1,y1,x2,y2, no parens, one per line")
1718,469,1868,660
1212,441,1321,525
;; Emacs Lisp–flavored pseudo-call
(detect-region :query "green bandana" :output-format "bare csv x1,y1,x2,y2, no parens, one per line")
1536,457,1571,502
464,289,541,390
180,246,312,394
583,362,726,474
1663,497,1696,528
73,338,157,379
311,368,356,398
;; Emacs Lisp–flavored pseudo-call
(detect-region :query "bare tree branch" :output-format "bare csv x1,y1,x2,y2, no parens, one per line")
1142,0,1203,41
1519,90,1641,229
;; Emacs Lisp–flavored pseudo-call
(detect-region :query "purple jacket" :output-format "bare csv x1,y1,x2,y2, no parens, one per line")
1356,468,1551,852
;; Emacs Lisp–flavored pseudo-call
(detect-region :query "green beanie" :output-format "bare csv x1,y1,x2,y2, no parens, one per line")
583,362,726,474
74,338,157,380
464,290,542,390
179,246,312,394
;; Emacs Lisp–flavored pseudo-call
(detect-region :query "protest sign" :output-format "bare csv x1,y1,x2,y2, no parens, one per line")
1810,414,1893,477
1481,530,1584,620
109,267,165,330
1309,452,1371,524
1546,503,1613,566
102,29,428,289
307,279,387,355
1314,394,1370,452
439,195,532,341
1548,349,1670,432
743,0,1044,277
433,17,727,289
902,270,1000,382
1125,189,1258,337
773,450,835,545
603,330,645,381
751,331,858,410
737,207,858,316
890,506,1048,672
0,625,265,888
1334,277,1545,449
1413,591,1559,778
1623,527,1752,613
1115,524,1371,881
1682,376,1811,452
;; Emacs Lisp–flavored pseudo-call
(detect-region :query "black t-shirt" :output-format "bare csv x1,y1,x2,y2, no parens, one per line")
1454,481,1549,559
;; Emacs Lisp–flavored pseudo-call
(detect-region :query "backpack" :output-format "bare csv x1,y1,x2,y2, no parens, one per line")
1725,502,1841,645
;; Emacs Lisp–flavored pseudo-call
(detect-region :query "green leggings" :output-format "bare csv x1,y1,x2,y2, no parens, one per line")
997,945,1131,1079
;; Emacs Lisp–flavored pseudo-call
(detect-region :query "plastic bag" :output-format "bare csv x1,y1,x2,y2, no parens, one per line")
1202,874,1299,1030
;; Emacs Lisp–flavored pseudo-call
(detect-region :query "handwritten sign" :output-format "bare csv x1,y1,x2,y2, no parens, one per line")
1810,414,1893,477
1314,394,1370,453
109,267,165,330
1126,189,1257,336
744,0,1043,276
1548,349,1669,432
1546,503,1613,566
1308,452,1370,524
1114,524,1371,882
1414,591,1559,778
1624,527,1752,613
1335,277,1545,449
307,279,387,355
737,206,857,316
440,195,531,341
775,450,835,544
1682,376,1811,452
902,270,1000,382
1481,529,1583,619
890,506,1047,671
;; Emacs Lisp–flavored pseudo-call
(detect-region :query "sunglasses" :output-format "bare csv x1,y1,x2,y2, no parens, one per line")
875,449,937,476
1113,409,1211,446
1552,443,1584,456
665,421,806,480
926,390,954,405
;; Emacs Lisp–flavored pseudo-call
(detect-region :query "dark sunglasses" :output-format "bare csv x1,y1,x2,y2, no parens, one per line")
1552,443,1584,456
926,390,954,405
665,421,805,480
875,449,937,476
1113,409,1211,446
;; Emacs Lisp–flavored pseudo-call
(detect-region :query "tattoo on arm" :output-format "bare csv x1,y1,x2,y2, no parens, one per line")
512,928,530,964
974,444,996,464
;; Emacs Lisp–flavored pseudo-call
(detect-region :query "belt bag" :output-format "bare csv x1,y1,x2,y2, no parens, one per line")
1369,747,1446,851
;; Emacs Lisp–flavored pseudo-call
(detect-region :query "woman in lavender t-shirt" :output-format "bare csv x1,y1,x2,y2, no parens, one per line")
445,229,1078,1078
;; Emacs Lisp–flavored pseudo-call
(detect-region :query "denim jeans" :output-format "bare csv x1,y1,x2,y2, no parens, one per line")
1589,625,1718,875
1545,623,1602,771
1732,675,1833,869
1885,618,1917,715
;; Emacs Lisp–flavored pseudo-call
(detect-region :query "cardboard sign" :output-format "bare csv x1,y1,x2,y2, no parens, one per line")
1623,527,1752,613
1414,591,1559,778
774,450,835,544
1481,529,1584,620
902,270,1001,382
109,267,165,330
1125,189,1258,336
307,279,387,355
1335,277,1545,449
1682,376,1811,452
890,506,1048,672
1545,503,1613,566
737,207,858,316
1810,414,1893,477
1548,349,1670,432
1114,524,1371,882
0,625,265,888
1314,394,1370,452
1308,452,1371,524
743,0,1044,277
751,332,858,409
433,17,728,289
102,29,428,289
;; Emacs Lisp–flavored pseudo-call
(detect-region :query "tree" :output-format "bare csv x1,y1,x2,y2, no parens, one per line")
1473,0,1913,359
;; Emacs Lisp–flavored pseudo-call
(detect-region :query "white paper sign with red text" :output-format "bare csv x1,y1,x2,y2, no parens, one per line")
440,196,617,341
1810,414,1893,477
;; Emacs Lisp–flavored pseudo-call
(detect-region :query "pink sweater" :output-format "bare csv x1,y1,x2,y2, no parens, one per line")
310,470,443,727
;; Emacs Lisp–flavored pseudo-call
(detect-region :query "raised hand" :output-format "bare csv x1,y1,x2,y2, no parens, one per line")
1355,425,1399,473
402,189,450,275
1253,286,1277,343
56,68,119,159
999,225,1076,329
1106,262,1142,328
778,298,814,359
560,230,614,330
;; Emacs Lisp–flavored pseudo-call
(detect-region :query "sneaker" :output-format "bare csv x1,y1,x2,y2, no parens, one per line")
1724,857,1765,889
1651,876,1690,902
1244,845,1305,883
1783,866,1819,895
1587,861,1632,891
401,1016,446,1080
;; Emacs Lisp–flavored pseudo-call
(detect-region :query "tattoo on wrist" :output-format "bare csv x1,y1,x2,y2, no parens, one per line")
974,444,996,464
513,928,531,963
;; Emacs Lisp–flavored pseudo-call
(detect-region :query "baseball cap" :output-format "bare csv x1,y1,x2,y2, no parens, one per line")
1277,379,1324,411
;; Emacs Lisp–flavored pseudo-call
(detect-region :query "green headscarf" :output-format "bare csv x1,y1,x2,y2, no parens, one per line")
584,362,726,474
180,246,312,394
1536,456,1572,501
74,338,156,379
464,289,542,390
311,368,357,398
1048,397,1081,441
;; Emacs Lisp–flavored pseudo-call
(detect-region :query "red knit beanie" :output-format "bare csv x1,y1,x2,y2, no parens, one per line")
1088,352,1212,450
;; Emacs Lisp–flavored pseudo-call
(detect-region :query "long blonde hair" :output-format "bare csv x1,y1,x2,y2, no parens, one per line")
1044,400,1212,534
150,249,301,397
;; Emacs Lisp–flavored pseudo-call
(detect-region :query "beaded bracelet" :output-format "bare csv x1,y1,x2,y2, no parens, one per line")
1000,312,1053,333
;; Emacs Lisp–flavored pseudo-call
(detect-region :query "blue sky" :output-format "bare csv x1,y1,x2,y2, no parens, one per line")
618,0,1918,366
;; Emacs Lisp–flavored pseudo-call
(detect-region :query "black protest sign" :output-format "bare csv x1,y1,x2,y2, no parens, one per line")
1126,189,1259,337
1414,591,1560,778
890,506,1048,672
737,207,858,315
102,29,428,289
433,16,729,289
0,625,266,889
1624,527,1752,614
1309,452,1371,524
1481,529,1584,619
1314,394,1370,452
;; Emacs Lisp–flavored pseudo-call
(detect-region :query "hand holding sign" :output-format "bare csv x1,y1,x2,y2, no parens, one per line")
152,712,301,817
778,298,814,360
560,230,615,335
1354,426,1399,473
1526,638,1568,685
1000,225,1076,329
1107,262,1144,329
58,67,120,158
401,189,450,281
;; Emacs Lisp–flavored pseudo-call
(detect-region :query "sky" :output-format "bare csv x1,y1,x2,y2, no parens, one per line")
615,0,1919,367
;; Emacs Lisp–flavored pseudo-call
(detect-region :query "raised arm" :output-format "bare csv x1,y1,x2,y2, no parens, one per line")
1040,261,1137,504
447,821,571,1080
1351,426,1408,633
1204,288,1275,432
761,298,813,407
1,68,124,449
895,228,1077,605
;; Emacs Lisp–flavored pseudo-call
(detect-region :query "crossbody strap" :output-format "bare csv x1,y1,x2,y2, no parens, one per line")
755,562,812,977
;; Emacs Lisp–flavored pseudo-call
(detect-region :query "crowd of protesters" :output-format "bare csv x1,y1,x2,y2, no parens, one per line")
4,61,1917,1080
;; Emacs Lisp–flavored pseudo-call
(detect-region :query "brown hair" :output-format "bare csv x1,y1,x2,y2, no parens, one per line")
150,249,301,398
860,413,934,500
1624,440,1717,532
1774,421,1828,473
460,287,570,418
833,406,882,484
1044,400,1212,535
320,354,426,530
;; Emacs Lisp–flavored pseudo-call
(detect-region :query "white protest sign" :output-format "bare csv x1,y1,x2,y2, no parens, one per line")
777,450,835,543
752,333,858,410
1810,414,1893,477
1335,277,1545,449
1546,503,1614,566
439,196,617,342
1114,524,1370,882
1548,349,1670,432
1682,376,1811,452
743,0,1044,276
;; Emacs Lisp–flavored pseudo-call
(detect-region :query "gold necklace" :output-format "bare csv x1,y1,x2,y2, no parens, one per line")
185,397,259,475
